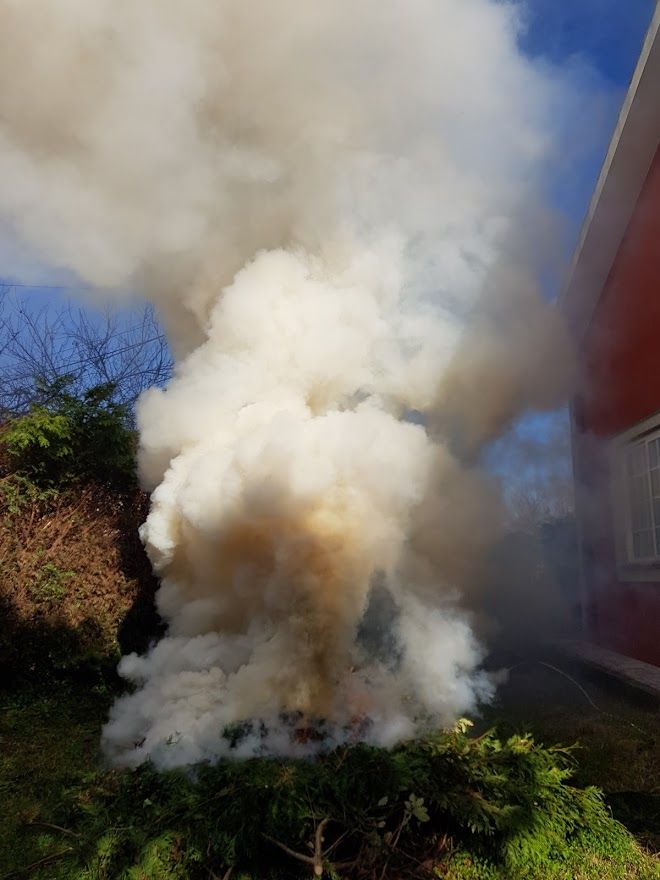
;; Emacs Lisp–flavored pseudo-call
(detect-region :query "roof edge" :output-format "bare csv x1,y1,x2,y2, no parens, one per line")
559,4,660,338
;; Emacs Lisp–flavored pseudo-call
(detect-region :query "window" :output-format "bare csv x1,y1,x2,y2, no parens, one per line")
622,430,660,563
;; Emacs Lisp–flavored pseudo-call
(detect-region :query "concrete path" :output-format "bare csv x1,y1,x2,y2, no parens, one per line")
556,639,660,699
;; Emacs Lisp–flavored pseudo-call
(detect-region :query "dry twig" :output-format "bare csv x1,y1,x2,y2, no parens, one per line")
24,820,81,838
263,817,350,878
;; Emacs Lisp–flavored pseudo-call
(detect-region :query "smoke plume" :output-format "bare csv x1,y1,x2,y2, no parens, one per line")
0,0,576,766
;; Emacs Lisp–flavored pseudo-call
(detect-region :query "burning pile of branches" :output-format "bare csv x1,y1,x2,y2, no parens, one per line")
222,711,373,751
42,721,632,879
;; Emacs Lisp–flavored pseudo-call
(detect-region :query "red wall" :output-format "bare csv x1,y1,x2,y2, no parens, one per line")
573,145,660,665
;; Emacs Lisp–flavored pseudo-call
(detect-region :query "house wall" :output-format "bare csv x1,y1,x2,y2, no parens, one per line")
572,145,660,665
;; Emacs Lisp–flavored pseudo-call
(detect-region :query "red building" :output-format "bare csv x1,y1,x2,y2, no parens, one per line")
562,8,660,668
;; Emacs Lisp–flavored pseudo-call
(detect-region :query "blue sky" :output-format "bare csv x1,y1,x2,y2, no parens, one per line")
522,0,653,84
522,0,654,237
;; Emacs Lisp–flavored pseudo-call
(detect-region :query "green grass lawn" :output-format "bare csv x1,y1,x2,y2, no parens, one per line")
0,660,658,880
0,681,111,878
481,657,660,852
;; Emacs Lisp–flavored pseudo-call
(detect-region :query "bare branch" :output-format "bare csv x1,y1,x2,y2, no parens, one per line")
0,288,172,418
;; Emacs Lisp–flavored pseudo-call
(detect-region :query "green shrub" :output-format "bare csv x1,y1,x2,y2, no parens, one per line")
3,376,135,489
34,721,658,880
0,472,59,513
29,562,76,605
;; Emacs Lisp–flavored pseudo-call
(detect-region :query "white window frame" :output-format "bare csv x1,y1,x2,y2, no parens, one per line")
611,411,660,581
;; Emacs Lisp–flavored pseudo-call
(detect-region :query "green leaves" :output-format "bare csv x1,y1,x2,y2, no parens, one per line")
29,562,76,605
404,793,430,824
41,726,646,880
3,376,135,489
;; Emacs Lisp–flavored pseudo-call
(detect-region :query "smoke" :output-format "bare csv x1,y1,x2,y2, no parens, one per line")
0,0,579,766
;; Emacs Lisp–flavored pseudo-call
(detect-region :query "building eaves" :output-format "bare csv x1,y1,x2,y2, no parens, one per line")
559,4,660,339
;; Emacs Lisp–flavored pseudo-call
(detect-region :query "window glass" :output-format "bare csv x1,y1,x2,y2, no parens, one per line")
623,431,660,561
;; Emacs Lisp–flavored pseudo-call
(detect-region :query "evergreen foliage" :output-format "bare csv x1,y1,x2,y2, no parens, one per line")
30,721,657,880
2,376,135,489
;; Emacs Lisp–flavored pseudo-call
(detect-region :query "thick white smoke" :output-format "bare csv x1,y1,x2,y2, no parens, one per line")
0,0,575,765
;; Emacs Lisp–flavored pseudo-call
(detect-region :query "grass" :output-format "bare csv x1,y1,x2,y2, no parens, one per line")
0,668,658,880
0,682,111,878
482,657,660,852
